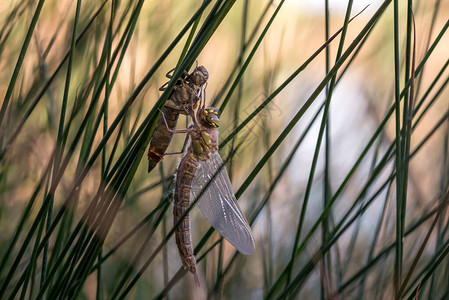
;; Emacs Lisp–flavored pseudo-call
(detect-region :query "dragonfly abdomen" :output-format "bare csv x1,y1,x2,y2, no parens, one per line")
173,152,200,282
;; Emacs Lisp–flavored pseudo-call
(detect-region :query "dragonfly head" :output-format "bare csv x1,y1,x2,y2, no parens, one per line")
189,66,209,86
198,107,220,128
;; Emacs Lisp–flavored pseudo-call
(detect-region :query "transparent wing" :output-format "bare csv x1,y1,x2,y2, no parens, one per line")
191,152,255,255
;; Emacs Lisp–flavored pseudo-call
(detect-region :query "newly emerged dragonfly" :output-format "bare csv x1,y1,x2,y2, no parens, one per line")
147,65,209,173
160,93,255,285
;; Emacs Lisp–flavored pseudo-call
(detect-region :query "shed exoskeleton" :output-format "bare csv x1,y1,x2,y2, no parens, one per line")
147,65,209,173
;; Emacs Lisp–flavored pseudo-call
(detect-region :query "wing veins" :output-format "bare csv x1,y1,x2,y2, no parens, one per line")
192,153,255,254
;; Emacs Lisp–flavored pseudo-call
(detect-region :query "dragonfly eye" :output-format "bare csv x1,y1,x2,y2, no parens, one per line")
200,107,220,128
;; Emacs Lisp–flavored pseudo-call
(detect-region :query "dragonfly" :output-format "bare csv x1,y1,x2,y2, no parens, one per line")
160,91,255,285
147,65,209,173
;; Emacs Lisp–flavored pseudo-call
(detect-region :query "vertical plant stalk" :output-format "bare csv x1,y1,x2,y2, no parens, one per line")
393,0,403,294
321,2,331,298
396,2,414,298
396,7,417,299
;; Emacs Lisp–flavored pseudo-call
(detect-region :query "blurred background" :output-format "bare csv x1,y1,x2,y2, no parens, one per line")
0,0,448,299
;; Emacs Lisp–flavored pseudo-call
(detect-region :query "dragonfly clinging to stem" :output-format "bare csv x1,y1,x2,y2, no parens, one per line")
160,86,255,285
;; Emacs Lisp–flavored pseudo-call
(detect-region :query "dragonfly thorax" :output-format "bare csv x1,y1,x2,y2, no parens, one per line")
190,128,218,160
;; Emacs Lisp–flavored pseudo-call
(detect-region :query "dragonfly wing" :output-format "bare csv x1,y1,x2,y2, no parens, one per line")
191,153,255,255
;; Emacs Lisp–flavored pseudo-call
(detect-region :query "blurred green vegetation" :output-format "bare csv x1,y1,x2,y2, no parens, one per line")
0,0,448,299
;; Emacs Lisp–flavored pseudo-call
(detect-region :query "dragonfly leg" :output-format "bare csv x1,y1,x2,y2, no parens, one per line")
165,67,175,79
160,68,189,91
188,87,202,126
158,109,189,134
201,82,208,109
159,68,176,91
178,91,198,128
159,81,169,91
166,68,188,79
